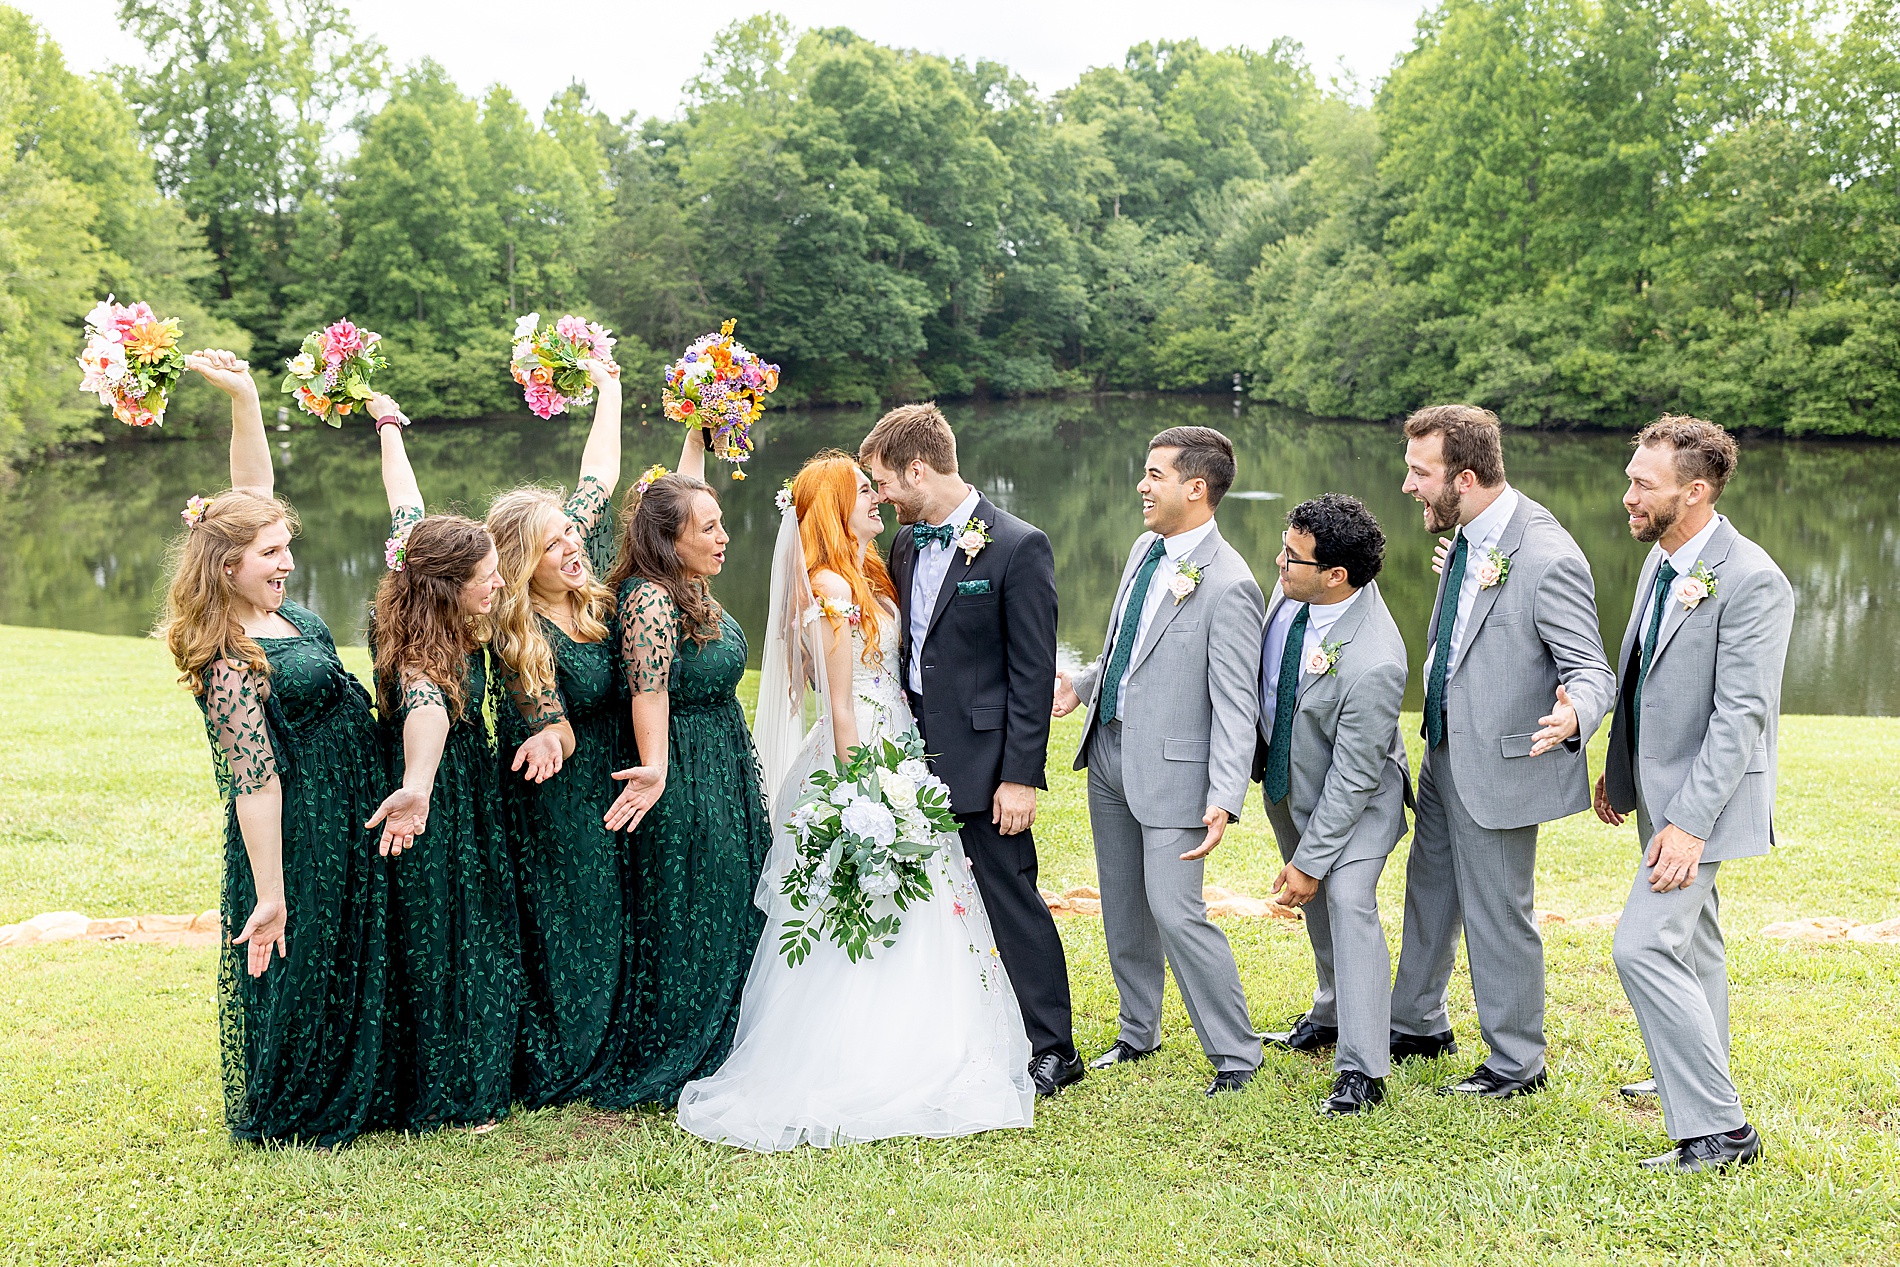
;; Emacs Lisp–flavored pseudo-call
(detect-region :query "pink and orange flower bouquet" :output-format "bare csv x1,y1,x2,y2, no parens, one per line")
661,320,780,479
509,312,617,419
282,320,386,426
76,296,187,428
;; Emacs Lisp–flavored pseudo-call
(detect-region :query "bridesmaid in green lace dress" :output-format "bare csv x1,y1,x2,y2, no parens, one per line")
484,360,634,1108
598,428,773,1108
361,393,522,1132
157,350,390,1148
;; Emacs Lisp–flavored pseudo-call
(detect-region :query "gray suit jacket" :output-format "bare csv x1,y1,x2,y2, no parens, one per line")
1603,520,1793,862
1071,524,1265,829
1254,581,1412,879
1423,491,1617,831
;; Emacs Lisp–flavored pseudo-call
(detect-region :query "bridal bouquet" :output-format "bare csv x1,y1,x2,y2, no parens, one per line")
76,296,186,427
282,320,385,426
510,312,617,419
779,731,956,965
660,319,779,479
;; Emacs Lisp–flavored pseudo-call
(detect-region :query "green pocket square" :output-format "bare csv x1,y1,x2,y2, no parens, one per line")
956,579,993,595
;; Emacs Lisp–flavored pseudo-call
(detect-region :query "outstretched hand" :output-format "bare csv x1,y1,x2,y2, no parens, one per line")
603,766,666,831
185,349,256,398
366,787,429,856
512,730,566,783
1530,683,1579,756
232,899,287,978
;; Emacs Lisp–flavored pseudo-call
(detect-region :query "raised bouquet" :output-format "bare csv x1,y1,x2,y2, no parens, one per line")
779,731,955,964
77,296,186,428
661,319,779,479
510,312,617,419
282,320,385,426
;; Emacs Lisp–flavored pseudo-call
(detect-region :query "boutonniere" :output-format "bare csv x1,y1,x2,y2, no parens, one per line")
1165,560,1204,605
1305,638,1343,677
956,518,993,564
1674,560,1717,610
1475,546,1511,590
815,595,862,626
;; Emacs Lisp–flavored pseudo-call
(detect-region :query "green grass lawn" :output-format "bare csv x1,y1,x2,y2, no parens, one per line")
3,624,1899,1264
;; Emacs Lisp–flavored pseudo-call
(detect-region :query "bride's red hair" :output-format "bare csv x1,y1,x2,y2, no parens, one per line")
793,450,897,664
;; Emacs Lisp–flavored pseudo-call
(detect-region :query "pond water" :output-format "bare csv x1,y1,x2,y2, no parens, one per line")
2,397,1894,714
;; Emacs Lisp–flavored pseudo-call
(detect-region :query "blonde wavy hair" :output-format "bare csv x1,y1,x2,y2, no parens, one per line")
156,489,299,694
485,487,611,701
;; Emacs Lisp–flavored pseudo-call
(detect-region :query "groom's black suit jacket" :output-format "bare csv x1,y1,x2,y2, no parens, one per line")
890,493,1058,816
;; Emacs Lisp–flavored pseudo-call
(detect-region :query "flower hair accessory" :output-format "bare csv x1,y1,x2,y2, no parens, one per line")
634,464,670,496
384,528,412,572
180,495,208,529
775,480,795,514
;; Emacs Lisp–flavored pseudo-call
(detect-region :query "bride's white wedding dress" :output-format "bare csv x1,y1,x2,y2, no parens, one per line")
676,608,1035,1151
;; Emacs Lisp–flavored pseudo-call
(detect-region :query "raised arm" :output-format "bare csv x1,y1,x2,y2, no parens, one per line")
202,659,287,977
576,359,623,495
677,421,707,483
370,392,422,517
187,350,270,498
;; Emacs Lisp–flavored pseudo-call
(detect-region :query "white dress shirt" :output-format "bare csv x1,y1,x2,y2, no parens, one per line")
908,485,981,696
1104,518,1218,707
1637,512,1727,637
1425,485,1520,681
1259,587,1360,736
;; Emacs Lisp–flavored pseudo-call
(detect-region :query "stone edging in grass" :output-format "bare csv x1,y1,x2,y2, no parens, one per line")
0,910,220,948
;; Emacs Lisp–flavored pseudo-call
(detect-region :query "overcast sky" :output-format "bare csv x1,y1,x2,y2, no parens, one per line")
21,0,1431,121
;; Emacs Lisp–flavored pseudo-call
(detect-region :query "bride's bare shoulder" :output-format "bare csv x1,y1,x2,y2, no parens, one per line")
809,569,853,601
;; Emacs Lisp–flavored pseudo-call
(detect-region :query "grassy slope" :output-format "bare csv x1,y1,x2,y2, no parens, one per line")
2,625,1899,1265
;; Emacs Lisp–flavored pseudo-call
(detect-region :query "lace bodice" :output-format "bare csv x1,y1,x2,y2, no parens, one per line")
849,604,911,745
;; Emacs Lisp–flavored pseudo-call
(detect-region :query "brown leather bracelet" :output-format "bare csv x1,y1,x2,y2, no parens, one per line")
374,411,410,431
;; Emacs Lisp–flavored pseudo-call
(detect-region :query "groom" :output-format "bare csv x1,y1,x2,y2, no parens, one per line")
861,403,1081,1096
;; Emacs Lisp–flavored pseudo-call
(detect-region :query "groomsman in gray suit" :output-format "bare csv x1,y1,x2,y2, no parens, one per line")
1388,405,1616,1097
1251,495,1411,1116
1054,426,1265,1095
1595,417,1792,1172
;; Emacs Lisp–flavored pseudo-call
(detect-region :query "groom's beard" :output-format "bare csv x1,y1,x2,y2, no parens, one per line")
887,497,924,526
1631,494,1684,543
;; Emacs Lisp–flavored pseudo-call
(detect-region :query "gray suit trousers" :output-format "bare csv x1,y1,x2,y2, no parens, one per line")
1611,792,1742,1139
1391,743,1547,1080
1299,857,1391,1078
1088,722,1261,1072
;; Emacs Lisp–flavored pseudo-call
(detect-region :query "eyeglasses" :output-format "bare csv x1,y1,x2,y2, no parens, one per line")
1280,535,1325,569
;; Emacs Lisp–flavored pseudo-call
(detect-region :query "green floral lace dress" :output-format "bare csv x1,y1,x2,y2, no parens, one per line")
492,478,632,1108
595,579,771,1109
377,507,524,1132
198,600,390,1148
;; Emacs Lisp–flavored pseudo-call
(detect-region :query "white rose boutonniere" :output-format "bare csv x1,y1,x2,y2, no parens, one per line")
956,519,993,564
1475,546,1511,590
1166,560,1204,605
1305,638,1343,677
1674,560,1718,610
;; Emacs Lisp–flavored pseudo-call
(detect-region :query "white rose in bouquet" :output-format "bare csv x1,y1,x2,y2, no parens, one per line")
841,799,898,848
877,766,918,808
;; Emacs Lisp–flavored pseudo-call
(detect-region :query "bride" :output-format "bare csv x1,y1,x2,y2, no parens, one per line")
676,450,1035,1150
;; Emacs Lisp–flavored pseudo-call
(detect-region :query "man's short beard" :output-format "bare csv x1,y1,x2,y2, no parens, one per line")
888,495,923,526
1423,486,1462,534
1632,496,1682,543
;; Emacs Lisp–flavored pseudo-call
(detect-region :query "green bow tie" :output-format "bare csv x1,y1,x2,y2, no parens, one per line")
913,522,957,550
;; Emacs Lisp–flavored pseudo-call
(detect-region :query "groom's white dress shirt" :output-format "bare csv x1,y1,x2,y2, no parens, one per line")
908,484,981,696
1105,517,1218,709
1425,484,1520,681
1259,586,1361,736
1636,512,1727,635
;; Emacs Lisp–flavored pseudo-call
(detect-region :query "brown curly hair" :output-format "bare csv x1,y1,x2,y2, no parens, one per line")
369,514,495,721
605,473,724,647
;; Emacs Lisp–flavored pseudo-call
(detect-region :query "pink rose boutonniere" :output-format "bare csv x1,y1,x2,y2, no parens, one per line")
956,519,993,564
1166,561,1204,605
1674,560,1718,610
1475,546,1511,590
1305,638,1343,677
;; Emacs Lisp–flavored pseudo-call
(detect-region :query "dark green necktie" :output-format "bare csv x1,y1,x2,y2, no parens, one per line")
1097,536,1169,725
1424,532,1469,749
1263,603,1311,805
1630,560,1677,751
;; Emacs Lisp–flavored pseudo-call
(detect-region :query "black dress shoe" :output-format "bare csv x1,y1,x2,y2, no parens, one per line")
1205,1068,1254,1096
1437,1065,1548,1098
1319,1069,1385,1117
1620,1077,1658,1099
1030,1050,1086,1097
1087,1040,1159,1070
1390,1028,1459,1062
1264,1015,1338,1054
1637,1125,1762,1173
